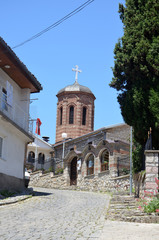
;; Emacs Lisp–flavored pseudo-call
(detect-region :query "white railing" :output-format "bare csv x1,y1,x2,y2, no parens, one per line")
0,92,33,134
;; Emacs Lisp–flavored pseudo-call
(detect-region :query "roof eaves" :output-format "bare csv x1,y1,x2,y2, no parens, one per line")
0,37,42,92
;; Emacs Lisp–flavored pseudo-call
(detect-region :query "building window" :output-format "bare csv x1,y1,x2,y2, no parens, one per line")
82,107,87,125
60,107,63,125
101,149,109,172
38,153,45,164
69,106,74,124
28,151,35,163
2,88,8,111
87,154,94,175
0,137,3,158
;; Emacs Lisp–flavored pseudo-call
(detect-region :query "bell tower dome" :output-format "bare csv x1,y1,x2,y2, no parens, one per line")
55,65,96,143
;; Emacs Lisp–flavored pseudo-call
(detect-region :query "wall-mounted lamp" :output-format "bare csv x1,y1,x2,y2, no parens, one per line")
4,65,10,69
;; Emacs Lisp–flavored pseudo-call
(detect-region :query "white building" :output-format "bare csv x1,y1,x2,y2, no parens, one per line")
0,37,42,191
27,135,53,171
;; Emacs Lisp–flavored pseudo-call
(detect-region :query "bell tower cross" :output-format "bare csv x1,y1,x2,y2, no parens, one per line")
72,65,82,83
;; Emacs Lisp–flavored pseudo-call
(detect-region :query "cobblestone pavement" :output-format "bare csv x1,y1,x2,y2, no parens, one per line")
0,188,159,240
0,187,110,240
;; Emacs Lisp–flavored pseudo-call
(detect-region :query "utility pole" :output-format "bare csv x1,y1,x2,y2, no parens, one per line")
130,126,133,195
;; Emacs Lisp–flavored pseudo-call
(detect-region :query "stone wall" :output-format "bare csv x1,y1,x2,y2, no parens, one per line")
145,150,159,194
29,171,67,189
77,171,130,192
29,171,130,192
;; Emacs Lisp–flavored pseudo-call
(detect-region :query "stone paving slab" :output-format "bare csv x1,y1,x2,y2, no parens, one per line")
100,220,159,240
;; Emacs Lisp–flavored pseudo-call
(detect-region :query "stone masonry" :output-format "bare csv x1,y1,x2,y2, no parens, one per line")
145,150,159,194
30,171,130,193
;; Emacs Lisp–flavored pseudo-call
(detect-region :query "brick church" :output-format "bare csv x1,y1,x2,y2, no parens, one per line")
52,65,131,190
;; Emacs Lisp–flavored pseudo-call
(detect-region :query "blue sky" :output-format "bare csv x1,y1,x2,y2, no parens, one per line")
1,0,125,143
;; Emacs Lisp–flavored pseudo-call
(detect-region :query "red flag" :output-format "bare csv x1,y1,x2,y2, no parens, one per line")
35,118,42,135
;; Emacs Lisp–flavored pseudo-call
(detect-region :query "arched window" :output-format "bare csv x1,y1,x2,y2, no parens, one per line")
28,151,35,163
60,107,63,125
87,154,94,175
101,149,109,172
38,153,45,164
82,107,87,125
69,106,74,124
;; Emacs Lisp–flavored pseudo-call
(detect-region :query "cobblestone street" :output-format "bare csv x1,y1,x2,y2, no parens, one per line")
0,187,159,240
0,187,109,240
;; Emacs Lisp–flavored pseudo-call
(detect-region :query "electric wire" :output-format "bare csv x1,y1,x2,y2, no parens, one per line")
12,0,94,49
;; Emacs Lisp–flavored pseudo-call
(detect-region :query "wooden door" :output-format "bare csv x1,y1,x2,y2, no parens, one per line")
70,157,77,185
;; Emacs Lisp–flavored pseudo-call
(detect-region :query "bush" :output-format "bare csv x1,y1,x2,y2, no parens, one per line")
48,166,54,172
0,190,15,198
144,198,159,214
137,178,159,214
55,168,63,175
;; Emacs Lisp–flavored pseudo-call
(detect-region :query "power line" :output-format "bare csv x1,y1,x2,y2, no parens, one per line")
12,0,94,49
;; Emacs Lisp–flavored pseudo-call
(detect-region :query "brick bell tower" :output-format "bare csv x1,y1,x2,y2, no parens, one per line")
55,65,96,143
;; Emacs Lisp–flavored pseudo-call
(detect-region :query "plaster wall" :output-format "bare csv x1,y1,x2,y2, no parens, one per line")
0,69,30,131
0,117,30,179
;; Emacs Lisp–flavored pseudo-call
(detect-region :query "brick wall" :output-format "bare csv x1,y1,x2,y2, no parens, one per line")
55,92,95,142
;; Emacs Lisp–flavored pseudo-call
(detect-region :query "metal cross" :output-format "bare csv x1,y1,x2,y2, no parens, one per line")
72,65,82,83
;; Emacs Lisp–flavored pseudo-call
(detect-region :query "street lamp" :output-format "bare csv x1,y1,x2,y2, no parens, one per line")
62,133,67,168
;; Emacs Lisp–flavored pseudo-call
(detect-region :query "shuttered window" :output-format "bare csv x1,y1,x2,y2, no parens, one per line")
0,137,3,158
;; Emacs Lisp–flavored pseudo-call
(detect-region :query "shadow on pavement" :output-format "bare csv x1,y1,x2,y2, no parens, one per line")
32,190,53,197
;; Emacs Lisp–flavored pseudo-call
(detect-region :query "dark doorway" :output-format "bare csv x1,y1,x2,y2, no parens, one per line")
70,157,77,185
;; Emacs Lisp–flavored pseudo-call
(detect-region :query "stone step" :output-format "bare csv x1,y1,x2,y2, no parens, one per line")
107,192,159,223
108,215,159,223
109,210,147,217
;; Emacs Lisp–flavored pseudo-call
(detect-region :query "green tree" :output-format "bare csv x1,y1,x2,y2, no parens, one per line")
110,0,159,168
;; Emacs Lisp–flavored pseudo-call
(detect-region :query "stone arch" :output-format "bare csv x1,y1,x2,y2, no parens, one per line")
64,150,78,163
82,143,97,159
70,156,78,185
96,140,113,156
64,150,81,186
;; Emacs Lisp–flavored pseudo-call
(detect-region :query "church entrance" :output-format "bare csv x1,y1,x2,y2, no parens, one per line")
70,157,77,185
